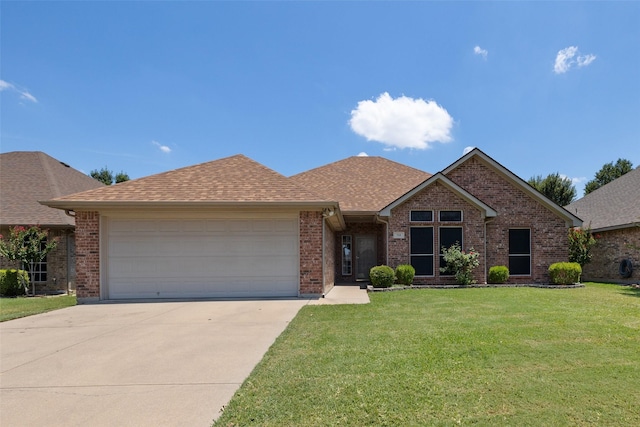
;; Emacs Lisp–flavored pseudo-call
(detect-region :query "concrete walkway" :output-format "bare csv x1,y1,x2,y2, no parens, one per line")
310,285,370,305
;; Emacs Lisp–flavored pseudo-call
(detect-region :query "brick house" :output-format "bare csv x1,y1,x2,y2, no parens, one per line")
43,148,581,302
566,167,640,283
0,151,104,294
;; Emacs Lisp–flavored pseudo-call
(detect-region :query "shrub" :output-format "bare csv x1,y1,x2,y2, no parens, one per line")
548,262,582,285
488,266,509,284
395,264,415,286
568,226,597,266
0,269,30,297
440,243,480,286
369,265,395,288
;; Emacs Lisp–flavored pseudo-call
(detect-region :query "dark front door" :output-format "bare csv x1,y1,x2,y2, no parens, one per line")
355,235,377,280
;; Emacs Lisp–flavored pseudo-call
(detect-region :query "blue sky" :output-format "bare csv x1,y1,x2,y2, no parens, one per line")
2,1,639,199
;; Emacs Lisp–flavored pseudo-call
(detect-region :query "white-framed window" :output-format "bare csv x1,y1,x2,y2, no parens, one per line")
439,210,463,222
22,240,49,283
410,227,434,276
439,227,463,273
509,228,531,275
410,210,433,222
342,235,352,276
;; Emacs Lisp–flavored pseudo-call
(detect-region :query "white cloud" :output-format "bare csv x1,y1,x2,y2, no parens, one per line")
0,79,38,103
463,146,476,155
473,46,488,60
152,140,172,153
554,46,596,74
357,152,369,157
349,92,454,150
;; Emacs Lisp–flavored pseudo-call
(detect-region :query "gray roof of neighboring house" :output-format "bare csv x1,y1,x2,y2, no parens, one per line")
565,167,640,232
0,151,105,227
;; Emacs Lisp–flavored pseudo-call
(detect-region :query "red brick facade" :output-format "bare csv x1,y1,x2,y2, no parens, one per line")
335,222,386,283
75,211,101,300
299,211,325,295
582,227,639,283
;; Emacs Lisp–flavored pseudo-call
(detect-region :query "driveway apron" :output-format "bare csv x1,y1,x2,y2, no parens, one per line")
0,299,309,426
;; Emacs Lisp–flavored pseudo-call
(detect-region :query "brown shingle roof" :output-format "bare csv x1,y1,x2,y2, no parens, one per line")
0,151,105,226
45,154,331,207
565,167,640,231
290,156,431,213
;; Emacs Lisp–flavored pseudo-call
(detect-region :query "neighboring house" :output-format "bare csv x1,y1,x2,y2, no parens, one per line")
42,148,581,302
566,167,640,283
0,151,105,293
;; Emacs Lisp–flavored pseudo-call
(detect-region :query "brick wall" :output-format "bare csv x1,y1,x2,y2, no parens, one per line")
446,157,569,284
323,223,335,295
299,211,324,295
387,181,486,285
582,227,640,283
0,227,73,294
75,211,101,299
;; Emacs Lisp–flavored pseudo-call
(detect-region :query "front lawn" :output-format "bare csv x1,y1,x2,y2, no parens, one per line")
0,295,77,322
215,283,640,426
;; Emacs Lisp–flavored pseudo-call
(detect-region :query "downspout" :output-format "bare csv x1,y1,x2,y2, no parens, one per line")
322,216,326,298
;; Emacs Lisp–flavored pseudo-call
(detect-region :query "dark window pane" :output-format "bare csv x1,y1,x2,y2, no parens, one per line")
509,229,530,255
509,256,531,275
439,210,462,222
410,227,433,254
439,227,462,253
411,255,434,276
410,210,433,222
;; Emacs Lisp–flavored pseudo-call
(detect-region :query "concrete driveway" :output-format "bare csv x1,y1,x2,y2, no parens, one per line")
0,299,310,426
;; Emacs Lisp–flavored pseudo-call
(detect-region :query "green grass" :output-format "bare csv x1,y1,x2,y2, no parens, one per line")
0,295,77,322
214,283,640,426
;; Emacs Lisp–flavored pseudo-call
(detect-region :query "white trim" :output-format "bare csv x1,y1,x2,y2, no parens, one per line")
508,228,531,276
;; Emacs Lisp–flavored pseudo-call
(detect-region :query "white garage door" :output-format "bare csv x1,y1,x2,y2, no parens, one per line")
106,217,299,299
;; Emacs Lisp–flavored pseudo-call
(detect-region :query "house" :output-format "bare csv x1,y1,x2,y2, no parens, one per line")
42,148,581,302
0,151,105,293
565,167,640,283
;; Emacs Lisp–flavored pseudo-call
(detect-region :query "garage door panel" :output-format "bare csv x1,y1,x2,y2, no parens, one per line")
106,218,299,299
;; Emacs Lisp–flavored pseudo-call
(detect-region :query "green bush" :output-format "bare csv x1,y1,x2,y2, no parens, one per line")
395,264,415,286
369,265,395,288
488,266,509,284
0,269,29,297
548,262,582,285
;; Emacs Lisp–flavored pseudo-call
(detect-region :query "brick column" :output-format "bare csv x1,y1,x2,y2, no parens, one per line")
299,211,323,296
75,211,100,301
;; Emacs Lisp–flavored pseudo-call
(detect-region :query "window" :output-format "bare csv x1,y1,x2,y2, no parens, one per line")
410,227,434,276
410,210,433,222
22,239,49,283
342,235,352,275
509,229,531,275
439,210,462,222
439,227,463,272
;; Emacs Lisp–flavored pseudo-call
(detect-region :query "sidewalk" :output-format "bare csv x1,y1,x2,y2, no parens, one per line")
310,285,370,305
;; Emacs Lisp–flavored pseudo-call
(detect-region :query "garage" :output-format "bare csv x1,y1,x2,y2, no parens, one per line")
105,216,299,299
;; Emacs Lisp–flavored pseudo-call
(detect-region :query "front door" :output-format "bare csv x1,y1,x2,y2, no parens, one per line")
355,235,377,280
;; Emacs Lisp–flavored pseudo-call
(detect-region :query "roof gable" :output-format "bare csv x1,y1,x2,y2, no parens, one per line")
565,167,640,232
443,148,582,227
379,173,498,218
0,151,104,226
44,154,334,208
290,156,431,213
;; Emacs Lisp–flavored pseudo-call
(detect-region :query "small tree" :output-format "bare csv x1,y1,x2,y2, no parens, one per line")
0,226,58,295
568,226,598,267
440,243,480,286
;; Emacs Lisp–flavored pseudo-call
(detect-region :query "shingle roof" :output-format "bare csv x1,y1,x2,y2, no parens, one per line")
565,167,640,232
45,154,332,207
289,156,431,213
0,151,105,226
